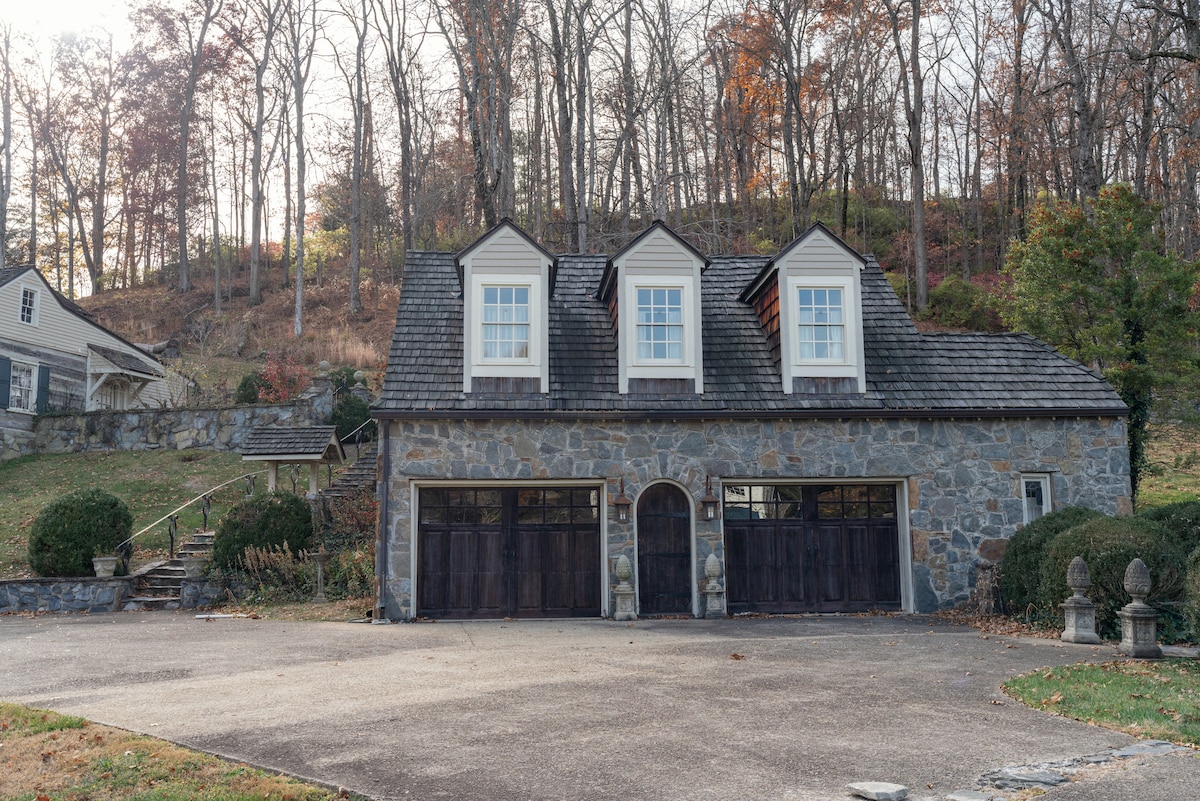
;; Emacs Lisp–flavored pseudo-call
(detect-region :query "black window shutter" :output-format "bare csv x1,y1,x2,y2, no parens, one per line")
36,365,51,413
0,356,10,408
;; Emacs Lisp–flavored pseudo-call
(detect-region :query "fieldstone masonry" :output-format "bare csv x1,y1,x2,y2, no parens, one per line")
381,414,1130,620
0,378,336,460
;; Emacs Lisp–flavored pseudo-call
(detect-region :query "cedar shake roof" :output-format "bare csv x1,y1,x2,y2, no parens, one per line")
88,343,164,377
242,426,345,462
376,251,1126,418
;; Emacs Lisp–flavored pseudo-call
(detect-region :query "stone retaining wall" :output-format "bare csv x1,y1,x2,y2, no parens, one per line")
0,577,135,614
0,576,226,614
4,378,336,460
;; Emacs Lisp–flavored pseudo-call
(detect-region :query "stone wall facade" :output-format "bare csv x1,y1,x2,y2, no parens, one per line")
0,577,134,614
0,379,336,461
0,576,225,614
380,414,1131,620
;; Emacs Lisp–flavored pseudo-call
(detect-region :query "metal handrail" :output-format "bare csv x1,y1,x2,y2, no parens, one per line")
338,417,375,444
117,469,267,551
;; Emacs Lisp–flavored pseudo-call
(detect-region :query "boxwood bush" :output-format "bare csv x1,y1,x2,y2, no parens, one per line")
27,489,133,577
212,492,314,569
234,370,270,404
1186,545,1200,637
998,506,1104,619
1039,515,1190,639
1138,500,1200,555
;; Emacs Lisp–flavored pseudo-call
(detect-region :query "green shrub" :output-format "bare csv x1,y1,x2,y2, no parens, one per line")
212,492,313,569
234,371,269,404
27,489,133,577
998,506,1104,619
1138,500,1200,554
327,365,358,392
329,393,375,442
1186,545,1200,638
1040,516,1190,639
918,275,1001,331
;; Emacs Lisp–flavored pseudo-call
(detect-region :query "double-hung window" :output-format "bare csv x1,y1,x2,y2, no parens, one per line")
636,287,683,361
481,285,530,360
797,288,844,360
20,288,37,325
9,362,35,412
1021,474,1051,525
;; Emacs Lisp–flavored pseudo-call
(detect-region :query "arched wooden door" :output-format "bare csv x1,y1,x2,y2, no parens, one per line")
637,483,693,615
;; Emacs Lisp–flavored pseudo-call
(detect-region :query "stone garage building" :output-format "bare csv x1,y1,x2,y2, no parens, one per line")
371,220,1129,621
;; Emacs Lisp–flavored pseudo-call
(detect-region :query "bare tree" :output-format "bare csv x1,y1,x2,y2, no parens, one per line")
286,0,317,334
224,0,283,305
0,24,13,269
883,0,929,310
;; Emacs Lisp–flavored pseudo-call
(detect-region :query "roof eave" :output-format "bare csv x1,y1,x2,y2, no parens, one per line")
372,405,1129,422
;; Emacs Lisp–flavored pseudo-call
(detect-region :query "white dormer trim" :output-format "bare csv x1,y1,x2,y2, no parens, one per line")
774,226,866,394
458,221,553,393
609,224,705,394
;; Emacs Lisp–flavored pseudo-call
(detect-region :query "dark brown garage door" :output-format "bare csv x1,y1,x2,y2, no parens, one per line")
723,484,900,614
417,487,601,618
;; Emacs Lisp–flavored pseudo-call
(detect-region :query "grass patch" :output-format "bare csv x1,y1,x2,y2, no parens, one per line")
0,703,356,801
0,450,254,579
1140,423,1200,509
1003,659,1200,745
217,595,375,622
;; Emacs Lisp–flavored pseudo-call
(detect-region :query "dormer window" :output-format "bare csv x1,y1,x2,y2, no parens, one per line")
457,220,555,394
741,223,867,395
482,285,531,360
636,287,683,361
797,287,845,361
601,222,708,394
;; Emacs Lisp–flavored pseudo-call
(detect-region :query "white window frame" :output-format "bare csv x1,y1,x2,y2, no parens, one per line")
795,286,846,361
479,284,532,363
1021,473,1052,525
20,287,38,326
9,361,36,412
464,272,546,386
634,284,686,364
788,277,855,367
620,274,702,393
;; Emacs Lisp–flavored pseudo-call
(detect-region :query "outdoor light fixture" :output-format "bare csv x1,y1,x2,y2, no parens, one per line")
701,475,720,521
613,477,633,522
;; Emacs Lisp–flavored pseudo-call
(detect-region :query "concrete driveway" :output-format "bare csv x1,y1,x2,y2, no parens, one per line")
2,612,1197,800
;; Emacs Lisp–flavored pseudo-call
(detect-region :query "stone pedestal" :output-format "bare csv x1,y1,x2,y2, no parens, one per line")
1061,596,1101,644
612,554,637,621
1060,556,1100,644
1117,558,1161,659
702,553,725,619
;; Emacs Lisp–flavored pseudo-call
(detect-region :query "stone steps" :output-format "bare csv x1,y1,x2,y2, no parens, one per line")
130,530,215,607
322,442,378,499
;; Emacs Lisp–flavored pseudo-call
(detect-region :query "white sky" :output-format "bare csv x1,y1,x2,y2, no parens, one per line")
1,0,132,42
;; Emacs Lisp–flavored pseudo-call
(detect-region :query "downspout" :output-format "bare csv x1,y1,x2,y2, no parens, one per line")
373,419,391,623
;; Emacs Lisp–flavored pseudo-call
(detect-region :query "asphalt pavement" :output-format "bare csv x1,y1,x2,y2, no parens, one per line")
2,612,1198,800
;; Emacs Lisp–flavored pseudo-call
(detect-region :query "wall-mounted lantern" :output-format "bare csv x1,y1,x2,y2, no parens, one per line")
701,475,720,521
613,477,633,523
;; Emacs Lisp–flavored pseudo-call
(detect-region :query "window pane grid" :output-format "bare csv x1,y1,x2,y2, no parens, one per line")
20,289,35,324
798,288,844,360
482,285,530,360
636,287,683,360
10,363,34,411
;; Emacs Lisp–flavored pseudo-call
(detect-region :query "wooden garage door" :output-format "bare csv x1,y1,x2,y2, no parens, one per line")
417,487,601,619
723,484,900,614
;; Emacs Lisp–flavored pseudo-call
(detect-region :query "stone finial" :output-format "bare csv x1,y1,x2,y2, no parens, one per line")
354,370,366,386
614,554,633,584
612,554,636,621
1060,555,1100,645
1123,558,1151,603
318,360,331,376
704,552,721,581
1066,556,1091,598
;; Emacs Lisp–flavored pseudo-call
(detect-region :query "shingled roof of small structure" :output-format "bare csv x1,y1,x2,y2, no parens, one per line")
88,343,164,377
376,251,1125,417
241,426,344,462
